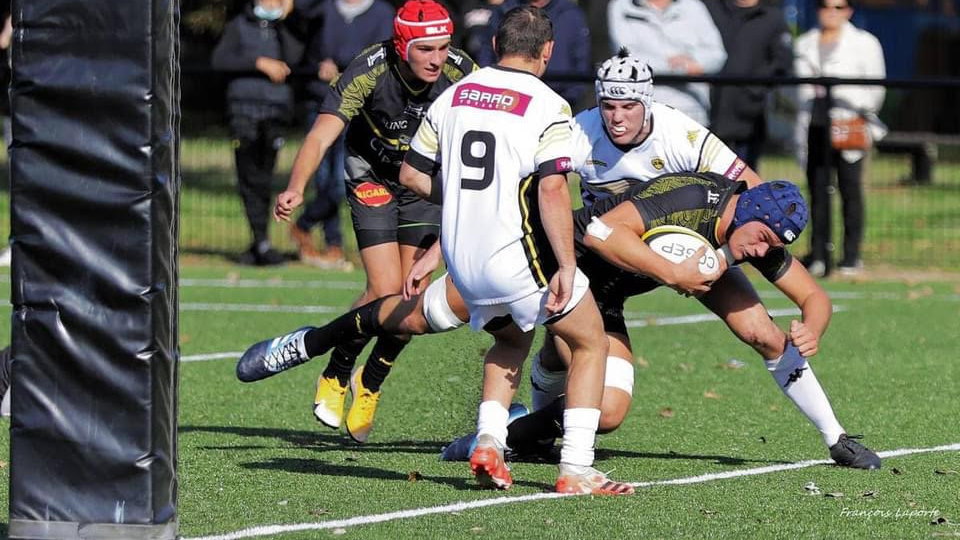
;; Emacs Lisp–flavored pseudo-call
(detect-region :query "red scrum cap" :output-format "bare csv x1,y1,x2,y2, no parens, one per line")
393,0,453,61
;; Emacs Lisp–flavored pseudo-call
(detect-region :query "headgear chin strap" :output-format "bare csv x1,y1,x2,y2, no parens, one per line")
733,180,808,244
394,0,453,61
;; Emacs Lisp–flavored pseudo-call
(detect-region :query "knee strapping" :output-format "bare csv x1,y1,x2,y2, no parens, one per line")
423,277,465,333
604,356,634,396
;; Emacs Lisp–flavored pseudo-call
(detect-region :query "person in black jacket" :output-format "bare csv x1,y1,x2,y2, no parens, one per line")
706,0,793,171
476,0,591,110
212,0,304,266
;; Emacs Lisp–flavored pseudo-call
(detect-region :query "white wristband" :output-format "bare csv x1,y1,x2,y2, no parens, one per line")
586,216,613,241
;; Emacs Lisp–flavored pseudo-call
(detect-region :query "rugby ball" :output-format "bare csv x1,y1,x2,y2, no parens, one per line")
641,225,722,275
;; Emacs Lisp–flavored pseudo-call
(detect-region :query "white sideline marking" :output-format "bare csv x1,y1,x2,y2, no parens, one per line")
177,306,847,364
179,278,363,290
182,352,242,362
184,442,960,540
624,305,846,328
181,302,344,314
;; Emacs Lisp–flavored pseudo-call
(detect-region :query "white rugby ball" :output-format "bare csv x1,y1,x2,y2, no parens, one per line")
641,225,722,275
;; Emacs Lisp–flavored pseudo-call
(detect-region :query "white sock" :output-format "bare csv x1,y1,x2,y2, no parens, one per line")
765,344,845,447
476,400,509,448
530,352,566,411
560,407,601,468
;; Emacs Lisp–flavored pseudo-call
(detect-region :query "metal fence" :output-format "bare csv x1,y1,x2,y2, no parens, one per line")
1,77,958,272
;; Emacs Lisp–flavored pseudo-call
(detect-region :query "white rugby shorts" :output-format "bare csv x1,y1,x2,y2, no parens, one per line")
467,267,590,333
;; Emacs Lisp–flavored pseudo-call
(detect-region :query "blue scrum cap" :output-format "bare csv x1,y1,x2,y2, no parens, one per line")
733,180,808,244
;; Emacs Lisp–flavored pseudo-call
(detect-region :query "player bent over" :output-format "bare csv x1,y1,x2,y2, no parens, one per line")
238,172,881,470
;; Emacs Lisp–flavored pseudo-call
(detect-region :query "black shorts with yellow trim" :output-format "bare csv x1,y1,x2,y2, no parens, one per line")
344,159,440,250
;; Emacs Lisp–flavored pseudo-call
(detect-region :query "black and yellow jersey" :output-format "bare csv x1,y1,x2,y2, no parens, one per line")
320,40,477,186
574,172,793,284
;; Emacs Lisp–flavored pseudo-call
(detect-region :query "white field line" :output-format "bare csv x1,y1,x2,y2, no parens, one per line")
178,305,846,364
624,305,846,329
0,274,957,301
182,352,243,362
184,442,960,540
179,278,363,290
180,302,343,314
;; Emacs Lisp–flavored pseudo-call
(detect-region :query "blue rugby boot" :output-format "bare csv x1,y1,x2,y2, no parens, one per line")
236,327,314,382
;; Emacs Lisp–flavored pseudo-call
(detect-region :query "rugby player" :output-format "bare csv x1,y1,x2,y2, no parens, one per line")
270,0,477,443
239,172,881,470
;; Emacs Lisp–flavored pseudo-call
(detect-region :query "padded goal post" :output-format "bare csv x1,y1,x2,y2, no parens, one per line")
8,1,180,538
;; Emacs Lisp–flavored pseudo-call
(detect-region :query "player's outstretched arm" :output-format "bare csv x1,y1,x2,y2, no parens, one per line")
275,114,346,222
774,258,832,357
404,239,442,300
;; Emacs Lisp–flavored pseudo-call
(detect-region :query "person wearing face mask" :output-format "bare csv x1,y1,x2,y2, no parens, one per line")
212,0,304,266
268,0,477,445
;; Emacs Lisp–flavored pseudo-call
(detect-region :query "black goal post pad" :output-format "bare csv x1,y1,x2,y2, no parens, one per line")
8,1,180,538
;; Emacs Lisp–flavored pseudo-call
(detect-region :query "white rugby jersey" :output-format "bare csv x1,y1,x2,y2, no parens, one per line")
407,66,574,305
570,102,746,206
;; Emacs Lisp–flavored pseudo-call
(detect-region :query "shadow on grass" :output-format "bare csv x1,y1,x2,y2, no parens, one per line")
180,424,554,491
180,424,442,455
243,457,553,491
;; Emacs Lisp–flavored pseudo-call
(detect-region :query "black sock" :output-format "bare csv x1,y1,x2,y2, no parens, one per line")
360,334,410,392
321,336,370,386
303,297,386,358
506,396,565,451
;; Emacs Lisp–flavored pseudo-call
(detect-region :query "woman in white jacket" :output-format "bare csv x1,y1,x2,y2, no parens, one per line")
794,0,885,277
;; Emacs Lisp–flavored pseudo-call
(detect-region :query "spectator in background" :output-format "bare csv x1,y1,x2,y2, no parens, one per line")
212,0,304,266
477,0,591,110
793,0,885,277
706,0,793,171
460,0,504,61
290,0,394,269
607,0,726,126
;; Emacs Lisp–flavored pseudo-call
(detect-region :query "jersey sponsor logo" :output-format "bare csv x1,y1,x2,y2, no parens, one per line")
447,50,463,65
686,130,700,146
556,157,573,172
724,158,747,179
385,119,409,130
707,190,720,204
784,229,796,242
354,181,393,207
367,48,386,67
452,82,532,116
651,157,664,170
586,158,607,167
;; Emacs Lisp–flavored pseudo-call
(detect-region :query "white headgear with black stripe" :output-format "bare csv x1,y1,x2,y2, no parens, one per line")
595,48,654,130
